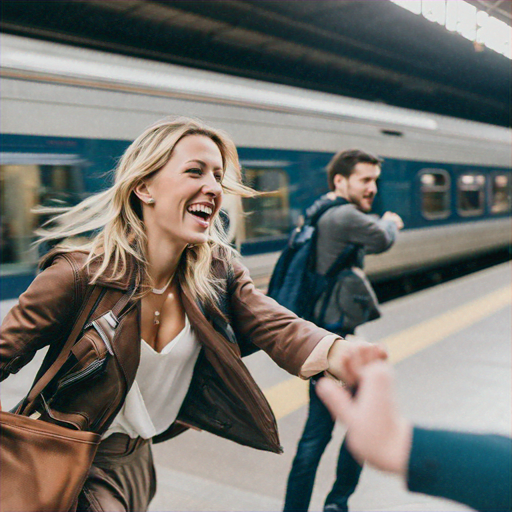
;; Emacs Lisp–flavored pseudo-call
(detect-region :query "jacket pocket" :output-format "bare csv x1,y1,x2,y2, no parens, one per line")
40,316,125,433
56,357,107,393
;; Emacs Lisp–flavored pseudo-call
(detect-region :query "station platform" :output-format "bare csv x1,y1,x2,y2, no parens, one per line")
1,261,510,511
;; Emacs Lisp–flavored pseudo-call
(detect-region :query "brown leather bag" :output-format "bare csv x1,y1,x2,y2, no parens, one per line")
0,285,133,512
0,411,100,512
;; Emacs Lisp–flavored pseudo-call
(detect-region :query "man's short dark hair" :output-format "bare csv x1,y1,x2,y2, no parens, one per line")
326,149,383,191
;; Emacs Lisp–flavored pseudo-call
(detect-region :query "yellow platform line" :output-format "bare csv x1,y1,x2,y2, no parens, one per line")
384,286,511,364
264,285,511,421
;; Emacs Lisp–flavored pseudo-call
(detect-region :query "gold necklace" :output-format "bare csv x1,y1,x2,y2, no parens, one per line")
151,272,175,325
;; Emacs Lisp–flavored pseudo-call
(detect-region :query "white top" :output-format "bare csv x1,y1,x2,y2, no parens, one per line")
103,314,201,439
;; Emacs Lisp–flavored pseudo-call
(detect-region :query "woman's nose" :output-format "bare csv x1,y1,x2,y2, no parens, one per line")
202,174,223,196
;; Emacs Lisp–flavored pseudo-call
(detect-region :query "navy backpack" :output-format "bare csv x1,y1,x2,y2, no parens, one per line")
268,196,357,323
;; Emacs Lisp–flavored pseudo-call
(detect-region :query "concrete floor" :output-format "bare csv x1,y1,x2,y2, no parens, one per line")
1,262,510,511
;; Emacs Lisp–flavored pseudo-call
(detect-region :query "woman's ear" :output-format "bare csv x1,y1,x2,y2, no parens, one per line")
133,181,155,205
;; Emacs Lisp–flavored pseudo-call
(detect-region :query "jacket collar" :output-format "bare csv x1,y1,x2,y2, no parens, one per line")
40,249,137,291
90,256,137,291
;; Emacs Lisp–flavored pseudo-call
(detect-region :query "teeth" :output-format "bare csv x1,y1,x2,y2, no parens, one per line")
187,204,213,216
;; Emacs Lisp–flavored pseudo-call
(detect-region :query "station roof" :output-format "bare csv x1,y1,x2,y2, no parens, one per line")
1,0,510,127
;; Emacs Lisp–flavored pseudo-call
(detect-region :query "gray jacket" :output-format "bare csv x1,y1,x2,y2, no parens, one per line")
312,201,398,333
316,202,397,275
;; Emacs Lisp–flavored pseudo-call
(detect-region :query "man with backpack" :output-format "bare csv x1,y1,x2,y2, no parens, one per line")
280,149,403,512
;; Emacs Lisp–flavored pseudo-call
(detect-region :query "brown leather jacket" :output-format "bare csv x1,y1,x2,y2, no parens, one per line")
0,251,330,453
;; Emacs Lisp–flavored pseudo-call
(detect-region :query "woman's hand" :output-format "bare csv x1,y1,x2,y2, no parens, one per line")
326,337,387,386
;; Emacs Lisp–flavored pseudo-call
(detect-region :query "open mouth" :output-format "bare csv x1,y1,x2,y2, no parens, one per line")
187,203,214,224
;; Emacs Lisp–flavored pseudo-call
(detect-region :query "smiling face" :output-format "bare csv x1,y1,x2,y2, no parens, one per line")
334,162,380,212
139,134,224,248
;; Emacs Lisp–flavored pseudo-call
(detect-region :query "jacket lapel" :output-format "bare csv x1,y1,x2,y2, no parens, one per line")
179,282,280,441
180,282,239,360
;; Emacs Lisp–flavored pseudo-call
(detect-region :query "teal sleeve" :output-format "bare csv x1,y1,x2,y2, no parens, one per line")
407,426,512,511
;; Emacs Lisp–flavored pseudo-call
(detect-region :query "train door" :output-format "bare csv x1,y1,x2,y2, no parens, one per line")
238,162,291,255
0,153,85,297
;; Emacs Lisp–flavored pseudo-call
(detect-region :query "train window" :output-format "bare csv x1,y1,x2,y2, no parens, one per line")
420,170,450,219
242,168,290,241
457,173,485,216
0,162,82,268
490,173,511,214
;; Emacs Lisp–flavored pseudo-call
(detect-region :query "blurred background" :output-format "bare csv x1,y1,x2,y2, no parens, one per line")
1,0,510,298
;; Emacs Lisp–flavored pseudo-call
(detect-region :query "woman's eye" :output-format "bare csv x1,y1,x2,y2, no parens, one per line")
214,173,223,182
186,168,202,176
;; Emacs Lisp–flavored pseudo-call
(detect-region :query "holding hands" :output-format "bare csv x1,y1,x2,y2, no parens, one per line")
326,338,388,387
316,361,413,476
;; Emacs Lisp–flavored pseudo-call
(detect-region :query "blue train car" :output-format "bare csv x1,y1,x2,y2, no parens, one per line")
1,34,510,299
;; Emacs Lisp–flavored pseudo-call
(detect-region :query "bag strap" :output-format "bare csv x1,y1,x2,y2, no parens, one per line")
306,195,356,281
312,199,361,328
306,196,348,227
324,242,359,279
302,196,350,271
315,244,360,328
23,281,135,413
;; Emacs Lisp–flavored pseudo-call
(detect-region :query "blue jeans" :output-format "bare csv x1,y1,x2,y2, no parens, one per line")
283,380,362,512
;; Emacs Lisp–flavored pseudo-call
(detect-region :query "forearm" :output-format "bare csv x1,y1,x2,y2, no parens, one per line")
360,218,397,254
338,207,397,254
303,337,387,387
230,260,332,374
299,335,346,379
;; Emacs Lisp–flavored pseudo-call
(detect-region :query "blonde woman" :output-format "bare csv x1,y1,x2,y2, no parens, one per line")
0,117,386,511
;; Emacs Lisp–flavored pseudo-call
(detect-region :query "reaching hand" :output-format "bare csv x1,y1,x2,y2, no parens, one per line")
326,339,388,387
316,361,412,476
382,211,404,230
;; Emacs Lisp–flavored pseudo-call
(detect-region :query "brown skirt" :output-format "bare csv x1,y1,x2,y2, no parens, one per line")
77,434,157,512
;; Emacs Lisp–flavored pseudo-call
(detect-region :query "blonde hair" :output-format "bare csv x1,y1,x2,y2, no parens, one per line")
36,116,255,307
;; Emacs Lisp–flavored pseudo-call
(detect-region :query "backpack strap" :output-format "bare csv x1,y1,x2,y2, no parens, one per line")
306,196,349,227
311,198,361,329
304,195,350,269
324,243,360,279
